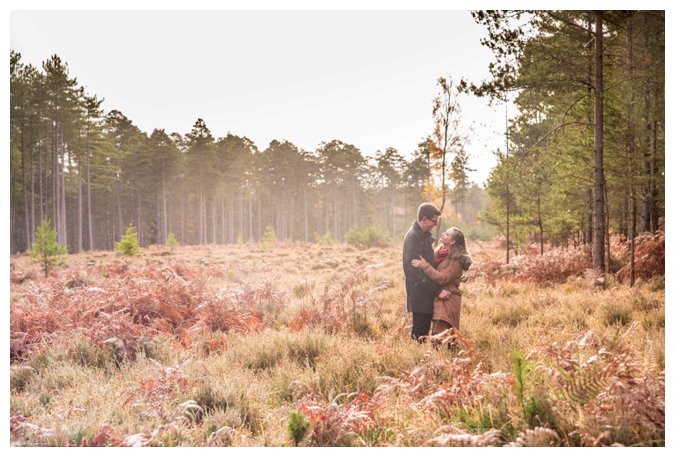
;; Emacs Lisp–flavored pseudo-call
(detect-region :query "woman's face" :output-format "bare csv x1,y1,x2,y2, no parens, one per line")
440,230,455,247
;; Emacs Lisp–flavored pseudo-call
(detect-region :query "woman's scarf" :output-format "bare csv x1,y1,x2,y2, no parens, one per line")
434,247,449,265
435,247,473,271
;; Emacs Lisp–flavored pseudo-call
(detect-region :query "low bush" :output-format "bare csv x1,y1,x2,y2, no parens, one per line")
345,225,392,248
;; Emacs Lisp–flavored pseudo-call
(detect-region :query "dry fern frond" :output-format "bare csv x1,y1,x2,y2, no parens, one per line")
427,425,503,447
505,427,560,447
298,392,376,446
207,426,235,446
616,231,665,281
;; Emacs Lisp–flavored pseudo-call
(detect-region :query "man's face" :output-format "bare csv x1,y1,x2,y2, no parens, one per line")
420,215,439,233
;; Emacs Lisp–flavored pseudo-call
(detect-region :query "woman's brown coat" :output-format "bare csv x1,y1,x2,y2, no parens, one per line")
420,255,464,330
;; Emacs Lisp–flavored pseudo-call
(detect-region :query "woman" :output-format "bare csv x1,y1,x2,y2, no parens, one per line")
411,227,472,335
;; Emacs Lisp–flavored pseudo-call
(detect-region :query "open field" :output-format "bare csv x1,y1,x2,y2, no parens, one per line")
10,239,665,446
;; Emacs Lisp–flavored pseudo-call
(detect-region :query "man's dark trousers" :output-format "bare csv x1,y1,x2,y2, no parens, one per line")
411,312,433,342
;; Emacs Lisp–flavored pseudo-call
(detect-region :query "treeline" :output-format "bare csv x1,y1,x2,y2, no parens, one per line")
10,51,486,254
468,11,664,262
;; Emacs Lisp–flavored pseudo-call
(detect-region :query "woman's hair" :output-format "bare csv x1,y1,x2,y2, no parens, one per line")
448,227,467,255
444,227,472,270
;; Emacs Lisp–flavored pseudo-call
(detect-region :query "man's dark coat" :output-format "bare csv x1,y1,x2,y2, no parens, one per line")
402,221,441,314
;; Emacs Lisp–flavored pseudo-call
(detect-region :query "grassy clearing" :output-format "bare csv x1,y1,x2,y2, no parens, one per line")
9,240,665,446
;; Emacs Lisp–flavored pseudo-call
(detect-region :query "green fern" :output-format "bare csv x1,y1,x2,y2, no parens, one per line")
553,362,608,405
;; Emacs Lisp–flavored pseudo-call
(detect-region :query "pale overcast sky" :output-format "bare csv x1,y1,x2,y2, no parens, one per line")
10,8,512,186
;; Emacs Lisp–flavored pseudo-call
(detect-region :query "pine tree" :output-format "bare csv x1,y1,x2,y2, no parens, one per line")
29,218,67,277
115,223,140,255
166,232,179,253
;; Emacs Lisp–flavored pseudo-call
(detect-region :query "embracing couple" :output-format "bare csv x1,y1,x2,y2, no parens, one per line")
402,203,472,342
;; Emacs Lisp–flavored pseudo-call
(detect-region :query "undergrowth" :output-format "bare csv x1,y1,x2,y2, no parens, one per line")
9,237,664,447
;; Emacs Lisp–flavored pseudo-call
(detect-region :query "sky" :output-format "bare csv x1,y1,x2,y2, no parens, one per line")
10,8,512,186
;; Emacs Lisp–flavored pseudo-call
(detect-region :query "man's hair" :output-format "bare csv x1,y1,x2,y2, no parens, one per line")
417,203,441,222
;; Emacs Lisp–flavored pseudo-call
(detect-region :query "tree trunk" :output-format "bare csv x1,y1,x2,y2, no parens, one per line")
10,200,16,254
391,186,397,236
629,190,636,286
332,185,338,240
180,176,185,243
592,11,606,276
162,171,168,243
604,180,610,272
221,197,226,244
203,185,208,243
212,200,217,244
77,162,83,252
38,129,44,225
537,195,544,255
229,200,235,244
257,192,261,242
60,126,68,248
248,193,253,242
21,130,30,251
52,121,58,242
324,194,329,237
198,177,204,244
156,191,161,244
649,116,659,231
382,180,388,234
289,192,295,241
585,188,593,247
403,184,408,233
626,16,636,286
110,191,117,249
619,192,628,236
136,191,142,246
505,101,510,264
87,149,94,250
303,187,308,242
584,18,593,252
116,178,124,240
239,191,244,242
30,145,35,247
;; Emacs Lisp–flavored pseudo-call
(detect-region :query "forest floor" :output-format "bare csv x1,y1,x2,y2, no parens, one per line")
9,238,665,446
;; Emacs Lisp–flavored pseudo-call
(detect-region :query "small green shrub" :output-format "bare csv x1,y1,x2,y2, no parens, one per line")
115,224,140,256
345,225,392,248
10,366,36,392
39,392,52,407
226,269,239,283
491,304,530,327
348,313,379,339
293,280,313,299
261,224,277,245
314,231,334,245
601,302,633,327
511,350,557,428
29,218,67,277
631,293,661,312
288,410,310,446
166,232,179,252
68,338,117,370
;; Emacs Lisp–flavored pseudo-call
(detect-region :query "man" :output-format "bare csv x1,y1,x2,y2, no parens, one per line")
402,203,442,341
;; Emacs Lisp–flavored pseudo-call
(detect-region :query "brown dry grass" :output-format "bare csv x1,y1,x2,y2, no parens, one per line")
9,238,665,446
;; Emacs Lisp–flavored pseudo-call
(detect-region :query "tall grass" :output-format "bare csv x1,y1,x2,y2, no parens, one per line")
9,239,664,446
